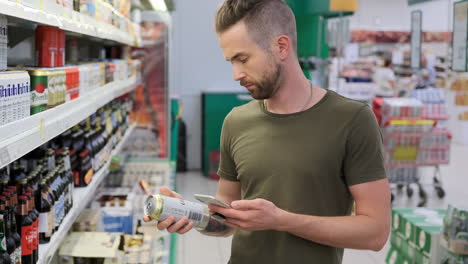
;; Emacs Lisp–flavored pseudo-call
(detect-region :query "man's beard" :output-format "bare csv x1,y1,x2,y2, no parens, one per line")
242,62,282,100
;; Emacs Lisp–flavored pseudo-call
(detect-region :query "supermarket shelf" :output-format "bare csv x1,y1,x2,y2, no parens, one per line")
385,146,450,152
37,123,136,264
0,0,139,46
385,162,449,168
0,76,137,169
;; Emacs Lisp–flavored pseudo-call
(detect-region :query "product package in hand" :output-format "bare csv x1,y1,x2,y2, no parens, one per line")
143,193,229,233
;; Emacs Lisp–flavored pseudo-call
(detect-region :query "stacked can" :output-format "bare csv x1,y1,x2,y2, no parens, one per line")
27,69,49,115
0,71,31,126
63,67,80,102
48,69,66,108
35,26,65,68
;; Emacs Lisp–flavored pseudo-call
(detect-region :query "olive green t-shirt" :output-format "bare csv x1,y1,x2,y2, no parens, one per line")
217,90,386,264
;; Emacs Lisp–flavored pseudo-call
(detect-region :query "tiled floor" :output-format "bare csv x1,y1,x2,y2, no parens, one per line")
174,143,468,264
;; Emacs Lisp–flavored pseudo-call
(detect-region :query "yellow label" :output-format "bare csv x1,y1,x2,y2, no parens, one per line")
389,120,435,126
85,117,91,131
84,169,94,184
393,146,418,161
330,0,358,12
106,116,113,134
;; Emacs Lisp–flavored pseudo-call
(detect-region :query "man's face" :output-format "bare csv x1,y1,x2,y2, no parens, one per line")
218,21,282,100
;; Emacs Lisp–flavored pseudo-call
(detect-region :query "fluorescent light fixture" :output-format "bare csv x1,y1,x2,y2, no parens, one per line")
150,0,168,11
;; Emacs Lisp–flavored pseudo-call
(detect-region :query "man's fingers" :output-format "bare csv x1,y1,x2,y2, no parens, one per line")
177,221,195,235
143,216,152,222
167,216,189,233
157,216,175,230
231,199,264,210
209,206,249,221
160,186,184,199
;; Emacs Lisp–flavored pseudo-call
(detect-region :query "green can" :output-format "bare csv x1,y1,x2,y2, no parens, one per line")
28,69,49,115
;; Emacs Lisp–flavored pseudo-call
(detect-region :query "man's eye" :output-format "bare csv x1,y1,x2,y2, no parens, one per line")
240,58,248,64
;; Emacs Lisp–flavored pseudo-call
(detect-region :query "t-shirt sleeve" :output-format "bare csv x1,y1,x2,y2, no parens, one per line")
343,105,387,186
217,111,239,182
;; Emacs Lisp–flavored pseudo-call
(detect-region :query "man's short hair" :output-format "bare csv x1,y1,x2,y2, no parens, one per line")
215,0,297,52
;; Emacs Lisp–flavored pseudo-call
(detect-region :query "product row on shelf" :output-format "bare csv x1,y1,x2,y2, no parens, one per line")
0,58,141,127
53,153,174,264
0,0,140,46
0,97,133,264
387,205,468,264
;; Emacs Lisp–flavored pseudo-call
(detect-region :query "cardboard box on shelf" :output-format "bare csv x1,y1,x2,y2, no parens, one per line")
386,247,412,264
73,209,102,232
92,188,135,234
391,208,446,263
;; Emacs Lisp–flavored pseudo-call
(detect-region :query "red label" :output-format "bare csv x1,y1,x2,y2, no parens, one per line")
35,83,45,93
21,225,33,255
32,219,38,250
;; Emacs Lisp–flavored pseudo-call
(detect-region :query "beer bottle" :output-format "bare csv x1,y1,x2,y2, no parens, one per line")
5,194,20,264
6,188,21,259
46,149,55,172
17,197,32,264
44,176,56,235
0,168,7,193
0,198,12,264
23,193,37,264
38,182,52,244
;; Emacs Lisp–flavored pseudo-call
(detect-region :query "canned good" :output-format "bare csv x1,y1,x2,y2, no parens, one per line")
0,15,7,71
64,67,80,101
0,71,30,126
35,26,65,68
56,29,66,67
27,69,49,115
105,62,115,84
144,194,210,229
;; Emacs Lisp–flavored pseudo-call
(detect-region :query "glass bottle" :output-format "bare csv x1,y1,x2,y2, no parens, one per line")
17,197,32,264
0,198,12,264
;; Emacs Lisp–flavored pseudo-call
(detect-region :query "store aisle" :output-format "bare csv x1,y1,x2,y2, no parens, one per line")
174,143,468,264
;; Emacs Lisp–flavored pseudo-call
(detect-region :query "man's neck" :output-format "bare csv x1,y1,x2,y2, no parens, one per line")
265,78,310,114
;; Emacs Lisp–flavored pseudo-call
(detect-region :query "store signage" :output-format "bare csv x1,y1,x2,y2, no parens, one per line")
330,0,358,12
452,0,468,72
410,10,422,69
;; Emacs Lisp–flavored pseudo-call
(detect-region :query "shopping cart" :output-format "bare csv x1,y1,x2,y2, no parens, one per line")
383,119,451,207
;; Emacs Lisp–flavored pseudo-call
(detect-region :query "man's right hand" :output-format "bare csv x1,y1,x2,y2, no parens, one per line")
143,186,196,235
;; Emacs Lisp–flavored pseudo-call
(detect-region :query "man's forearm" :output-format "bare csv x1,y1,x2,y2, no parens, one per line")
277,211,388,251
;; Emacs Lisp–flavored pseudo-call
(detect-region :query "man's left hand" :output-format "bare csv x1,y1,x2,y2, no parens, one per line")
209,199,285,231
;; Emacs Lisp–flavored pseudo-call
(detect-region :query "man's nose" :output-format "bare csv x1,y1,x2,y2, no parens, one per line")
233,65,246,81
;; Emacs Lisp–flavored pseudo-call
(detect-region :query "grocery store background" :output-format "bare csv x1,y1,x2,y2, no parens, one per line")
1,0,468,263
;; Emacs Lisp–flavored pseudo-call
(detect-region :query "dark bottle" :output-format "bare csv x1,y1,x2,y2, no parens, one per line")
0,198,12,264
61,148,74,213
46,149,56,172
44,177,56,236
0,168,8,193
23,193,38,264
136,220,143,235
38,182,52,244
5,196,20,264
7,189,21,264
17,197,33,264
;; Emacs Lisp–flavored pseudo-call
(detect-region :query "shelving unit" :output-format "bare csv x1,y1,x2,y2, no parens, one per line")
0,0,141,46
37,123,136,264
0,77,137,169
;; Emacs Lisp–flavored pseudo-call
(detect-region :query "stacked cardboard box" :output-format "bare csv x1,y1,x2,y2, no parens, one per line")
387,208,446,264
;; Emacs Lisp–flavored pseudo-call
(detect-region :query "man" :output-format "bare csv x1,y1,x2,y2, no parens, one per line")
374,57,396,97
145,0,391,263
416,56,436,89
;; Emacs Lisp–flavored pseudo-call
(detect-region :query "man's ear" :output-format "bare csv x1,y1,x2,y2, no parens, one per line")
276,35,291,60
